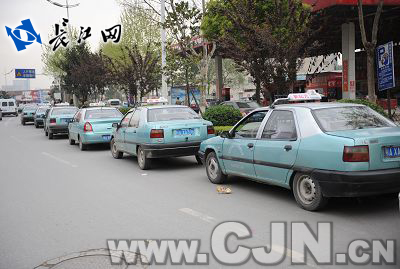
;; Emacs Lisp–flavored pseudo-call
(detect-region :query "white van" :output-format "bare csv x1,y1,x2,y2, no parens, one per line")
0,99,18,116
107,99,122,108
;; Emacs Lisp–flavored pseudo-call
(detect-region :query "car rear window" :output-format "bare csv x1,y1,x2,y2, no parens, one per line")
313,106,395,132
51,107,78,116
36,107,48,113
85,109,122,119
1,102,7,106
23,106,37,112
110,101,120,106
148,107,200,122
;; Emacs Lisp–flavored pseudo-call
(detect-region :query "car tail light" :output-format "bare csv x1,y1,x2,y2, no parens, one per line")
84,122,93,132
150,129,164,138
50,118,56,124
207,126,215,135
343,146,369,162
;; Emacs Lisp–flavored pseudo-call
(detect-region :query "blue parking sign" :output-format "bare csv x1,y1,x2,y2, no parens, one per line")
376,42,395,91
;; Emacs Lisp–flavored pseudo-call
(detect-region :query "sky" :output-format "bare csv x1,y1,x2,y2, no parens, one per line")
0,0,123,90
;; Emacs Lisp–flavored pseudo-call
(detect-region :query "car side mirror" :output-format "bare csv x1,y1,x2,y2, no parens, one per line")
220,131,233,139
112,122,120,129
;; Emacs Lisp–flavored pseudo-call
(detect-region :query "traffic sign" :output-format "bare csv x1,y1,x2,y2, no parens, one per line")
15,68,35,79
376,41,395,91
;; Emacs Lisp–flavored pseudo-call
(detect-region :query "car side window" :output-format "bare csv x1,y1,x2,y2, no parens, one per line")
2,102,7,106
74,111,82,122
262,110,297,140
232,111,267,139
129,110,141,128
121,111,133,128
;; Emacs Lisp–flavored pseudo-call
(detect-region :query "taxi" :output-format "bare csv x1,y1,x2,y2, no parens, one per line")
199,92,400,211
68,107,123,150
110,102,214,170
44,106,78,139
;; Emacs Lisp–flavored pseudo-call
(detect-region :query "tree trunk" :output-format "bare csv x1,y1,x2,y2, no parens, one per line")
255,78,261,104
185,68,190,106
366,49,377,103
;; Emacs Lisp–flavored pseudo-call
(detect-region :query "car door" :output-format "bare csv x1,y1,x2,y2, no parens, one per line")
221,110,268,178
254,110,300,185
115,111,133,152
70,110,82,140
124,109,141,155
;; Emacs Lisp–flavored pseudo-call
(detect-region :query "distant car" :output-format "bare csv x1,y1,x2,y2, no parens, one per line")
20,105,38,125
0,99,18,116
44,106,78,139
34,106,50,128
221,101,260,115
107,99,122,108
68,107,123,151
199,97,400,211
110,105,215,170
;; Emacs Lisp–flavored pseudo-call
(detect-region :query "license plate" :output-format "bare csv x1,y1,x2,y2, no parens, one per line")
383,146,400,158
175,128,194,136
102,135,111,141
61,118,72,123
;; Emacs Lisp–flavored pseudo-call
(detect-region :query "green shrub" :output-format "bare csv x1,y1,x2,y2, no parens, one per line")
119,107,131,115
203,105,242,126
338,99,388,117
214,126,234,135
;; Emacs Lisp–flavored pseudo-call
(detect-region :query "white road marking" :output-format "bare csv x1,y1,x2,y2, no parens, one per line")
41,152,78,168
179,208,216,223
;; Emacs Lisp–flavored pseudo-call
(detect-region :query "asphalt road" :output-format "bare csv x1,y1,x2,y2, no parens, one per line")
0,115,399,269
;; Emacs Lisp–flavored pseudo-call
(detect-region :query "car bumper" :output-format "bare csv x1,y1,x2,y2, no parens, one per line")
3,112,17,115
35,118,44,124
81,132,113,144
141,142,201,158
49,125,69,134
22,116,34,122
312,168,400,197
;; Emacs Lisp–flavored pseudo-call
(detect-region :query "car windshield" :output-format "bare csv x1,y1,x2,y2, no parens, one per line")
148,107,201,122
85,109,122,119
313,106,396,132
236,102,260,108
51,107,78,116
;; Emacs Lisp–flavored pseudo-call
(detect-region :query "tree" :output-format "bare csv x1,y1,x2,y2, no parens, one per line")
0,91,10,99
163,0,203,107
357,0,384,104
202,0,317,103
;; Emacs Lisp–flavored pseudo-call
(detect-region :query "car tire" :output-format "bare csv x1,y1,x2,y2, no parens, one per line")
35,123,39,128
111,138,123,159
48,131,53,140
68,133,75,145
137,146,151,170
21,120,25,126
15,113,18,117
195,154,203,165
79,136,87,151
292,173,328,211
205,151,227,184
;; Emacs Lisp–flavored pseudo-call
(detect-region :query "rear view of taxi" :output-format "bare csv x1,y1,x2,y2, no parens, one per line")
68,107,123,150
45,106,78,139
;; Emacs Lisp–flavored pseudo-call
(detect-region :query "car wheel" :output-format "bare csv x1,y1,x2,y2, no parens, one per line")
293,173,328,211
15,113,18,117
45,128,48,136
68,133,75,145
111,138,123,159
48,131,53,140
137,146,151,170
35,123,39,128
79,136,87,151
22,120,25,126
195,154,203,165
206,152,227,184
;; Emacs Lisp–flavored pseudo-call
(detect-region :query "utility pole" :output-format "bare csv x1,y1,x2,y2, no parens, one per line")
161,0,168,103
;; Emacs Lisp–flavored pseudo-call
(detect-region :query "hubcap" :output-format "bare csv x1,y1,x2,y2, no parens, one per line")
138,149,144,166
297,175,317,205
207,157,218,180
112,141,117,156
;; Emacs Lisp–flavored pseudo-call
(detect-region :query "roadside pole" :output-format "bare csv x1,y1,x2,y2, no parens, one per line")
161,0,168,103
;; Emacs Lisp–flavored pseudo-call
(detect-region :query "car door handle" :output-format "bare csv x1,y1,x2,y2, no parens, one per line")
284,145,292,151
247,143,254,149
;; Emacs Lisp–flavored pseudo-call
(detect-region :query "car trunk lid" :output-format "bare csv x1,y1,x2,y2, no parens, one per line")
149,120,209,143
327,127,400,170
88,118,121,132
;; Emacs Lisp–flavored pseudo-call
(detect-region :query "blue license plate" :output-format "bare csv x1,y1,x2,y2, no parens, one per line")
62,118,72,123
383,146,400,158
176,128,194,136
102,135,111,141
